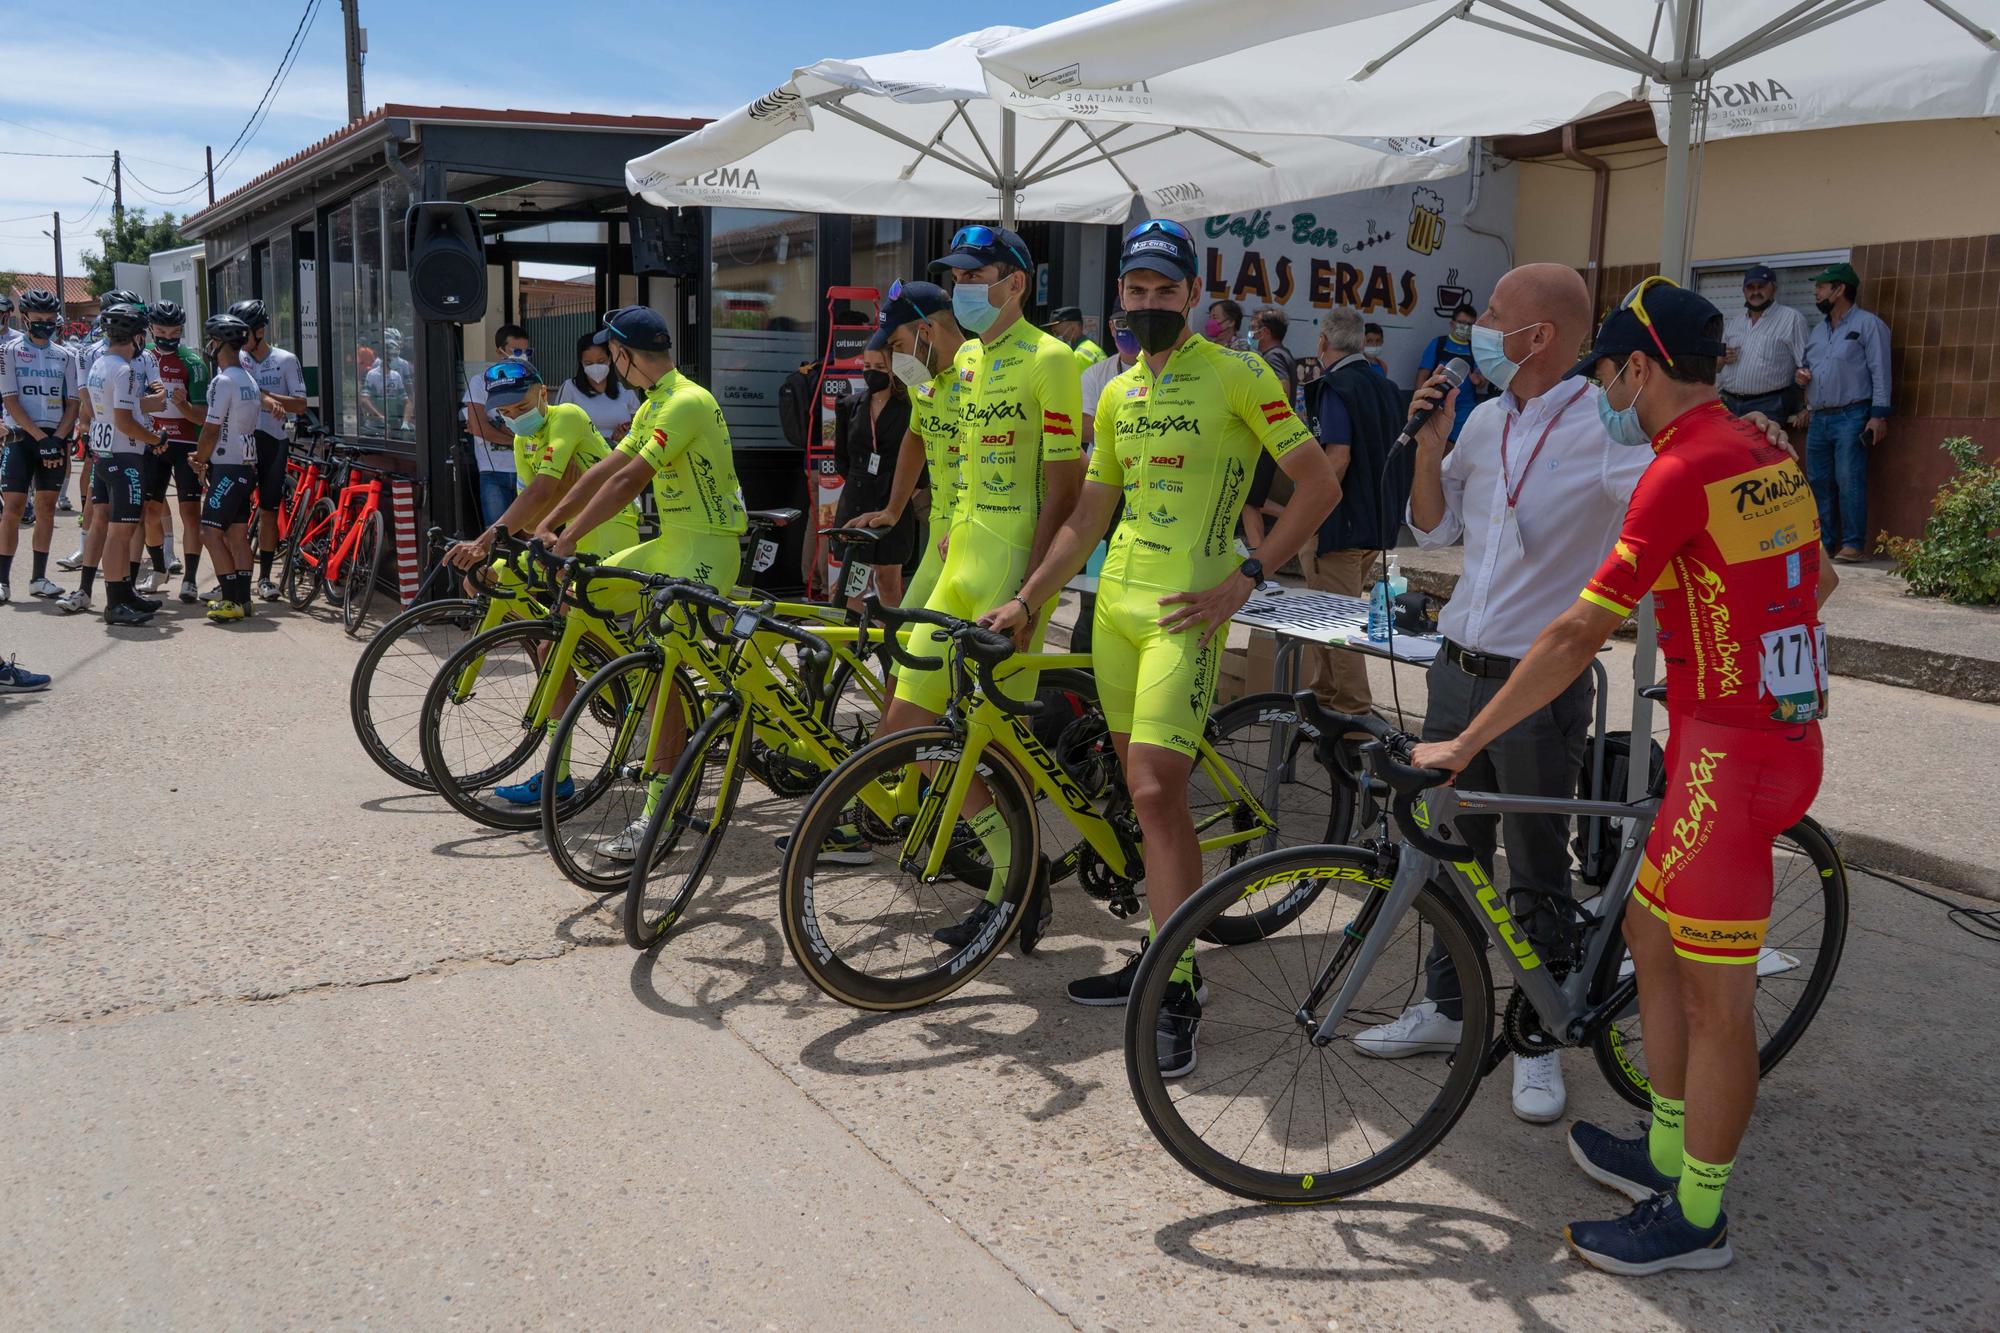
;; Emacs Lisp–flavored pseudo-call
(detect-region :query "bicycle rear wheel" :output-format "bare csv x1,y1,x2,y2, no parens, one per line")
541,649,700,894
341,509,386,637
349,596,487,789
624,697,749,948
282,497,334,610
777,726,1039,1010
1591,816,1849,1110
1194,692,1355,946
418,619,623,831
1128,845,1491,1204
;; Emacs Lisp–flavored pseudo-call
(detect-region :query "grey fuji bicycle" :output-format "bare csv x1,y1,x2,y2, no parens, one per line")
1124,692,1847,1204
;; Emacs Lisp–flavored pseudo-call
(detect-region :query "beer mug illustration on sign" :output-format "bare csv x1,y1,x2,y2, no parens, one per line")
1407,187,1446,256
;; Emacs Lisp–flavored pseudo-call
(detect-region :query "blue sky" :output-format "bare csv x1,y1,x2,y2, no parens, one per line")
0,1,1090,278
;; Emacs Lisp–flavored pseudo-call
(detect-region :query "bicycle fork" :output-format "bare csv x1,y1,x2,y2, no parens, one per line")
1302,846,1437,1047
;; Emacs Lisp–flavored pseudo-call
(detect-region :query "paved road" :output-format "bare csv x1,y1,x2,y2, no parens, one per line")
4,598,1997,1331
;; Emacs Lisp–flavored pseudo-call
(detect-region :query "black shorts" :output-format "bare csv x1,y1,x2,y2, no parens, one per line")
140,447,172,502
833,487,917,567
89,455,110,505
102,456,147,523
201,465,257,530
253,430,290,511
165,442,201,500
1,433,68,494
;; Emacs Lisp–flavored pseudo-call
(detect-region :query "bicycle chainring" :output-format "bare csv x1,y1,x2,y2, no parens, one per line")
1079,852,1142,918
1502,986,1563,1057
750,737,823,799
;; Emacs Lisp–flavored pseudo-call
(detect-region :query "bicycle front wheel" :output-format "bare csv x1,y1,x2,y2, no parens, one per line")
1128,845,1491,1204
341,508,386,637
282,497,334,610
349,596,487,789
541,649,700,894
625,696,749,948
419,619,621,831
778,726,1039,1011
1591,816,1850,1110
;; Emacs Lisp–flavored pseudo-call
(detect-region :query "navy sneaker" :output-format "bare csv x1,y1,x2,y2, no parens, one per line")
1568,1121,1680,1203
495,772,573,805
1155,981,1202,1079
932,897,1002,948
1565,1192,1733,1276
0,655,51,693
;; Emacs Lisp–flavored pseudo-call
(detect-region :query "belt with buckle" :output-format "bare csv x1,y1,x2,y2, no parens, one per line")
1443,638,1516,678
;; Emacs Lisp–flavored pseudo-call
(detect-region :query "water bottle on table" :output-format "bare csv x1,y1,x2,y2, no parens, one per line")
1367,555,1406,642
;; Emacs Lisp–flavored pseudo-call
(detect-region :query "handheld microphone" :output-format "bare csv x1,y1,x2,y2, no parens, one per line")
1393,357,1470,450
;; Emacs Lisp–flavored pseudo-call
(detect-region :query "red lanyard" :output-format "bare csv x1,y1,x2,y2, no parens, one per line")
1499,381,1590,510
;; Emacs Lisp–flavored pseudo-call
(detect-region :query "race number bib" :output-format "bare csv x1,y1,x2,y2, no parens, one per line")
750,538,779,574
842,557,872,598
88,419,114,458
1759,624,1829,722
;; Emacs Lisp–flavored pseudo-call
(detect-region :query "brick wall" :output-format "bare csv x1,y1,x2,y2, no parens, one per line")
1579,238,2000,543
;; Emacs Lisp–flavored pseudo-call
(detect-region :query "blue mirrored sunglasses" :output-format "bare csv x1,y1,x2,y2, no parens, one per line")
1126,219,1193,244
949,225,1031,272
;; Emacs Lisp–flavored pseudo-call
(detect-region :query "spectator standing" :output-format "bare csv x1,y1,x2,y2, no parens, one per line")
1251,307,1299,407
553,331,639,440
1080,314,1138,450
1049,305,1107,370
831,346,915,610
1797,261,1892,562
1204,298,1244,349
1363,321,1394,384
1299,307,1406,719
1241,308,1303,548
1419,301,1488,441
465,324,533,527
1717,264,1808,421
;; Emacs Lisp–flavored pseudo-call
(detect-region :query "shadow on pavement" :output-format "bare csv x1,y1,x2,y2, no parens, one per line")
1156,1199,1574,1332
429,829,546,860
359,792,451,815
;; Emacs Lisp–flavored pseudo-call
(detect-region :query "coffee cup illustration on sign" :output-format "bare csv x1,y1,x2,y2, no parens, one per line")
1433,267,1471,318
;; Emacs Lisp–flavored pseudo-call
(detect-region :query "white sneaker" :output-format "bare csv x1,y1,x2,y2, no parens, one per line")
1511,1051,1566,1123
0,583,9,605
1353,1000,1462,1059
598,817,651,863
55,550,83,572
134,571,164,594
29,577,61,599
56,589,90,614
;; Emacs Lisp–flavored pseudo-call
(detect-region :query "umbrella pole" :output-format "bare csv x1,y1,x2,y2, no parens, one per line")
1625,75,1697,801
999,107,1017,228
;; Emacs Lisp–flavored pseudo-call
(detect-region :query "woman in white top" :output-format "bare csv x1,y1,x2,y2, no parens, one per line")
551,331,638,441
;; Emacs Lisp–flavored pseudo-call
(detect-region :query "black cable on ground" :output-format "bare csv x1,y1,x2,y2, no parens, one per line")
1846,859,2000,944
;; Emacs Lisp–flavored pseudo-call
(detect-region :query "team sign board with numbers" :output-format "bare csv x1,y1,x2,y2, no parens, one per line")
1195,165,1515,393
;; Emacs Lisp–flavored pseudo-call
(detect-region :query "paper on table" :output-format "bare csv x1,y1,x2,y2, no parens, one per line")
1347,630,1443,662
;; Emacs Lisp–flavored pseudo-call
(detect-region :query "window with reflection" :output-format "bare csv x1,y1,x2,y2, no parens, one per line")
709,207,818,448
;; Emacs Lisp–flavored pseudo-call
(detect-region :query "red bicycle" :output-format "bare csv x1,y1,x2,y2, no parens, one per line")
280,443,390,636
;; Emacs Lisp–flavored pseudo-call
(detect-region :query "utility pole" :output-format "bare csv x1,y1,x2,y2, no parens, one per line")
205,146,216,206
111,150,124,225
51,213,64,321
341,0,367,124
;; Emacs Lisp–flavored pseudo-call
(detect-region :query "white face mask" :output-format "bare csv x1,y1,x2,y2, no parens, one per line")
891,352,931,389
583,362,611,384
1363,344,1384,360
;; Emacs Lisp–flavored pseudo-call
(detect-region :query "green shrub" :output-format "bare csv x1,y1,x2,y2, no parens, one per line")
1882,435,2000,606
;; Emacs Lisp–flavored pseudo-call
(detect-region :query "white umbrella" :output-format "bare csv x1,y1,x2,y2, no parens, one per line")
986,0,2000,794
624,25,1468,228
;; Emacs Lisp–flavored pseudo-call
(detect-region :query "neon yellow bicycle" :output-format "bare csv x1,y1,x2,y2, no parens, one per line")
775,600,1349,1012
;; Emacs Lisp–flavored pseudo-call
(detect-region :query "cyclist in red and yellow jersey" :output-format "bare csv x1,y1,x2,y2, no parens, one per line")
1412,281,1837,1276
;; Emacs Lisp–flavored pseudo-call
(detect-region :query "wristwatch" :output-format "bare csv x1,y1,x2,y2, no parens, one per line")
1238,557,1264,585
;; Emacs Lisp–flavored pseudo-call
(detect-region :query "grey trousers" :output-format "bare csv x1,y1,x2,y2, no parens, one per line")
1419,650,1593,1021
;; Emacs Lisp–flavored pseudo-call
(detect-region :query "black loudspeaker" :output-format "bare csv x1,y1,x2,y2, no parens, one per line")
405,202,488,323
630,200,700,278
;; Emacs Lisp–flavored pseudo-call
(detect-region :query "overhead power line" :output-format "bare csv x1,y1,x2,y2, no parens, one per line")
209,0,328,183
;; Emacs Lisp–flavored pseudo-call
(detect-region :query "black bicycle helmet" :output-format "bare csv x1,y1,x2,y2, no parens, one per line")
100,287,143,309
0,293,13,315
100,303,150,342
227,298,269,330
203,313,253,347
19,289,61,316
149,299,186,327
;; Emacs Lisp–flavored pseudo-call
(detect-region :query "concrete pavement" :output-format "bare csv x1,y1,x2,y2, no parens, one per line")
4,593,1999,1330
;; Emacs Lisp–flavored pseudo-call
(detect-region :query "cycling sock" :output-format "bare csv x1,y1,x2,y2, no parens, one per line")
1648,1092,1686,1177
129,560,140,583
549,723,571,784
259,550,275,580
1169,942,1196,986
1677,1152,1732,1228
32,549,49,581
79,566,97,595
106,578,131,607
641,773,668,821
184,551,201,579
969,804,1010,905
234,572,253,604
0,553,11,584
148,544,167,573
162,532,175,563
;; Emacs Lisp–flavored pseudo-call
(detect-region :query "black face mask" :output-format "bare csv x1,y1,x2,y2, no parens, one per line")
27,321,57,340
1126,306,1188,356
1743,297,1769,312
154,336,181,352
863,368,893,393
1814,298,1835,315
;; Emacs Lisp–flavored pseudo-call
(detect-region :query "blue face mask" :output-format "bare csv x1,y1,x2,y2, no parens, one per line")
1112,326,1140,358
1595,364,1649,447
503,405,546,437
951,282,1001,334
1468,322,1540,393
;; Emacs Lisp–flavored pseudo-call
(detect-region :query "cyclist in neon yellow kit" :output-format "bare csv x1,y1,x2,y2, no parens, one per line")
983,220,1338,1078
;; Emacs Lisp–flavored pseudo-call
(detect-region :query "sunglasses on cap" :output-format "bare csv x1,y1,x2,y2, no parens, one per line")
1125,219,1194,245
949,225,1032,273
1618,275,1683,368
